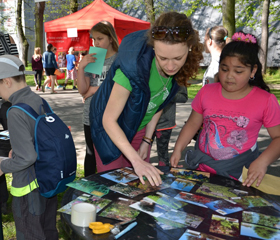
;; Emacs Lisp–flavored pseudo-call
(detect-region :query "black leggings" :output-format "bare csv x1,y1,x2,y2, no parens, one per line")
84,124,96,177
34,70,43,88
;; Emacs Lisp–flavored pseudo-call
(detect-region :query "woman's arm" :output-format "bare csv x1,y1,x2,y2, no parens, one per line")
170,110,203,167
103,83,163,186
77,53,96,95
243,124,280,187
138,110,162,160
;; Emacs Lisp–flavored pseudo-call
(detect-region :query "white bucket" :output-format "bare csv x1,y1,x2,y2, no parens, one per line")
71,203,96,227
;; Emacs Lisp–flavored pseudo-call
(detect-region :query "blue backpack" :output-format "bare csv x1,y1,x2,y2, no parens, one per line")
8,98,77,198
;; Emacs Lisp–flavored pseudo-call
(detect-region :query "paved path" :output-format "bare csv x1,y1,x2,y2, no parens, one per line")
35,86,280,180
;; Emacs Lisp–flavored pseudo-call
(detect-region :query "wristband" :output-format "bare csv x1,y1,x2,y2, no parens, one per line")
143,136,153,143
142,139,151,145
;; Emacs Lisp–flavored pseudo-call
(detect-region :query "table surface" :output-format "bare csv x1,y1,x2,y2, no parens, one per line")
60,167,280,240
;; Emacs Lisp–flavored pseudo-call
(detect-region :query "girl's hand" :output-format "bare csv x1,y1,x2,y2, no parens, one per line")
8,149,13,158
242,159,267,187
83,91,93,101
170,149,183,168
137,141,150,160
131,159,163,186
79,53,97,69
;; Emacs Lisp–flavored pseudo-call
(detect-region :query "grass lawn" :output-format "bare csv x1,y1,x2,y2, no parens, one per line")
2,67,280,239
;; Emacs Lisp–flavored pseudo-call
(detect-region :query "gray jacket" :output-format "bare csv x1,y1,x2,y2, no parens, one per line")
0,86,43,189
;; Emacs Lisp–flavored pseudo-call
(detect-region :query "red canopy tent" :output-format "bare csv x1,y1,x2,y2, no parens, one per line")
44,0,150,63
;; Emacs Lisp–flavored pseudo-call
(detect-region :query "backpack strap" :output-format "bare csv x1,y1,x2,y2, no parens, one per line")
7,103,38,121
6,98,53,120
41,98,53,114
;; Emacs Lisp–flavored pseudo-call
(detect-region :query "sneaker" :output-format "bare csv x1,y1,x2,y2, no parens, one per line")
63,86,66,90
41,85,45,92
36,85,39,90
73,86,77,90
51,91,58,94
57,85,63,89
46,86,51,90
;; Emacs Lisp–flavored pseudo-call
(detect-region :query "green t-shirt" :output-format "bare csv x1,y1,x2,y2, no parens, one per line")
113,58,173,131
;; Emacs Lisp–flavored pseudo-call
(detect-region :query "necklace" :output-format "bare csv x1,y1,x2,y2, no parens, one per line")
150,62,171,101
147,66,172,113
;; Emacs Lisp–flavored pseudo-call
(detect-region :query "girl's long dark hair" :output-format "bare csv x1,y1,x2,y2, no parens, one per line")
219,32,270,92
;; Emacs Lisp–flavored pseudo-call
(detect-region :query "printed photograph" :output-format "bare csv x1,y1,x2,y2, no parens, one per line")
109,182,145,198
209,214,239,237
205,199,243,215
100,167,138,183
230,196,273,209
170,178,196,192
179,229,225,240
99,197,140,222
240,222,280,240
127,179,170,193
129,199,167,218
58,194,111,215
168,168,210,182
66,179,109,197
160,210,204,228
154,216,186,230
242,211,280,230
196,182,248,199
174,192,213,208
144,192,188,210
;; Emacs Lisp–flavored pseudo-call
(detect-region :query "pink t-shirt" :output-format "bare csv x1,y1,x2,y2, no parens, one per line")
192,83,280,174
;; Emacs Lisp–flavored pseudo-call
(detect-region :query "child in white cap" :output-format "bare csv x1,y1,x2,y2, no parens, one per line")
0,55,58,240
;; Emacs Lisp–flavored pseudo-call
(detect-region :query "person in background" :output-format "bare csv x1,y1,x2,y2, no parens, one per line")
90,12,203,186
42,43,59,94
64,47,78,90
45,47,62,90
153,86,188,166
78,21,119,177
202,26,229,86
0,55,58,240
171,32,280,188
32,47,43,91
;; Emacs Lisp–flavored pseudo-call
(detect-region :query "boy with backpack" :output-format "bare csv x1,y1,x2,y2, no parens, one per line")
0,55,75,239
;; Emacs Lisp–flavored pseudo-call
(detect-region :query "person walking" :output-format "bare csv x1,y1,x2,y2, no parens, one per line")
32,47,43,91
42,43,59,94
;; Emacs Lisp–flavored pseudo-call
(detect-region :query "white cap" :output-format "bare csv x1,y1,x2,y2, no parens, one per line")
0,55,25,79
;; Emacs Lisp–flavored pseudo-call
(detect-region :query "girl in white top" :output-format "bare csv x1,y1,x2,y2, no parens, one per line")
202,26,229,86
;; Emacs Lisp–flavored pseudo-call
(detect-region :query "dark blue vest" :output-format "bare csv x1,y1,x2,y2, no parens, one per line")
90,30,179,165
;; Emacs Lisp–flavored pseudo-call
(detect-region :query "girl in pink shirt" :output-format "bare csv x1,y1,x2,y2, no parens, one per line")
171,32,280,188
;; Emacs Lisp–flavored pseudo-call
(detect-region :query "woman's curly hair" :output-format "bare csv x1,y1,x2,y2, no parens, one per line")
147,12,203,86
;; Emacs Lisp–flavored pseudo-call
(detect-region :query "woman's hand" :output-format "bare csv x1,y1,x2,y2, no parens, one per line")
131,159,163,186
137,141,150,160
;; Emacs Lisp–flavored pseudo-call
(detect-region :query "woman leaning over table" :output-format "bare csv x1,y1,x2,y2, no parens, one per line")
89,11,203,186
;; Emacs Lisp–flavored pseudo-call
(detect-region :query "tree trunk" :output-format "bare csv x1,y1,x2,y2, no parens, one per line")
70,0,78,14
222,0,235,37
16,0,29,66
260,0,270,74
35,2,45,52
144,0,155,24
